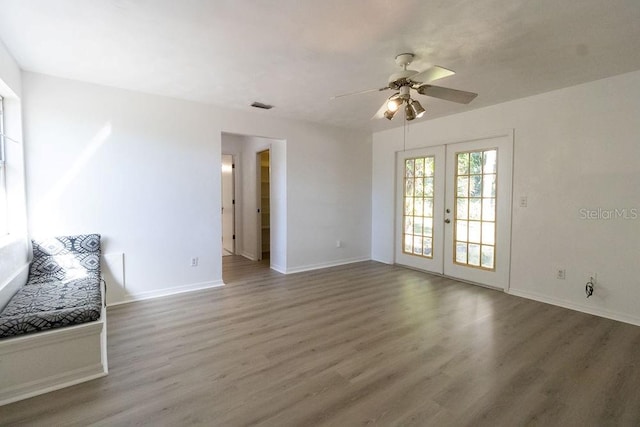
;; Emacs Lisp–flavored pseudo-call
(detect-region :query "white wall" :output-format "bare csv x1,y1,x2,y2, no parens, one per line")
0,39,28,309
372,70,640,325
22,72,371,303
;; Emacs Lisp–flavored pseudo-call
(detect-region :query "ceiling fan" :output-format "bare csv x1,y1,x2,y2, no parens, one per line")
332,53,478,121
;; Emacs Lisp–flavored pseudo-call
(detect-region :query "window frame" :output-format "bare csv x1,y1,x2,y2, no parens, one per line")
0,95,7,236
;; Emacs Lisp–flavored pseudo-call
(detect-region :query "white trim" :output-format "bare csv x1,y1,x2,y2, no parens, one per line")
239,250,258,261
285,257,370,274
109,280,225,306
0,321,102,355
508,288,640,327
270,263,286,274
0,365,106,406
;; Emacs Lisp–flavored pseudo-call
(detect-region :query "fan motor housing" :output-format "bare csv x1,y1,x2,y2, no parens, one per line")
388,70,419,90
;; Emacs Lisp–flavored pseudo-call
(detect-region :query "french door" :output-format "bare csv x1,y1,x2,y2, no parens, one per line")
395,132,513,290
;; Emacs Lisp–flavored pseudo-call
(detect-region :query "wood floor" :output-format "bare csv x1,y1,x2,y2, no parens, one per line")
2,256,640,426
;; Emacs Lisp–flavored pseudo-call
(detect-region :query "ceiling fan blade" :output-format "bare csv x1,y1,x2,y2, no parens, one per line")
331,86,389,100
372,100,389,120
416,85,478,104
408,65,455,84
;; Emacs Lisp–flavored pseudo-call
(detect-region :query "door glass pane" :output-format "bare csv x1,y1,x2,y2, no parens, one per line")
415,158,425,177
413,235,422,255
403,156,436,259
470,152,482,174
457,176,468,197
423,237,432,256
468,243,481,266
456,220,468,241
457,153,469,175
404,235,412,253
456,198,468,219
454,149,498,270
405,178,414,196
405,198,413,215
482,198,495,221
482,222,495,245
468,221,481,243
424,177,434,197
483,174,496,197
469,198,482,220
456,242,467,263
423,218,433,237
423,198,433,217
483,150,497,173
405,159,414,177
481,245,495,269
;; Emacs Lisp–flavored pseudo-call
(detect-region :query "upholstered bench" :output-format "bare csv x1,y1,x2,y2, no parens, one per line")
0,234,108,405
0,234,103,338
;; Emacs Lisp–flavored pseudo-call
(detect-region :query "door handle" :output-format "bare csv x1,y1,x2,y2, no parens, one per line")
444,218,451,224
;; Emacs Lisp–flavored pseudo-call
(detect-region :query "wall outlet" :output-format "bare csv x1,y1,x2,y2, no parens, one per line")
556,269,566,280
191,257,199,267
336,240,342,248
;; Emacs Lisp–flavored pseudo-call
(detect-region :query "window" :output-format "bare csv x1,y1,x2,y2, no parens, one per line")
454,149,497,270
403,156,435,258
0,95,7,235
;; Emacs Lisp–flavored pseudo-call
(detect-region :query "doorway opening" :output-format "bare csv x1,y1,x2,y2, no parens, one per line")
220,132,286,276
257,149,270,260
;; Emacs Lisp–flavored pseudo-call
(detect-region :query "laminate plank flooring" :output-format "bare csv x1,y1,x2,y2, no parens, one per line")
2,256,640,426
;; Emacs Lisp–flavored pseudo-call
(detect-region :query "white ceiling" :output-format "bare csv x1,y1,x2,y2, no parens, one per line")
1,0,639,131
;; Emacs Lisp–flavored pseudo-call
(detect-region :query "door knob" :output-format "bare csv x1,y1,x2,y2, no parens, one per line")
445,218,451,224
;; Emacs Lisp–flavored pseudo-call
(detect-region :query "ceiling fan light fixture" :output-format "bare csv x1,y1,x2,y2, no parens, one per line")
405,103,416,121
386,96,403,112
384,109,397,120
409,99,426,118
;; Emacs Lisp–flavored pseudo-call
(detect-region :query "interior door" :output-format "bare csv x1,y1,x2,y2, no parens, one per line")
395,132,513,290
443,134,513,289
221,154,235,255
395,146,445,273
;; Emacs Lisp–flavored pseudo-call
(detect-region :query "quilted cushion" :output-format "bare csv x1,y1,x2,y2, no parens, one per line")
28,253,101,281
28,234,101,283
32,234,101,257
0,276,101,338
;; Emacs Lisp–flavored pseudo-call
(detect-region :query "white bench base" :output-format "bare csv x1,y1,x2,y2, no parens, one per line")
0,293,107,405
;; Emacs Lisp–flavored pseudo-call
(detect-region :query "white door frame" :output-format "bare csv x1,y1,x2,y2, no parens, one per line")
221,154,236,255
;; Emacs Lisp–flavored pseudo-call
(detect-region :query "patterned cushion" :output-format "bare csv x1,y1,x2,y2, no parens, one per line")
28,234,101,283
0,234,103,339
28,253,101,280
32,234,101,257
0,276,101,338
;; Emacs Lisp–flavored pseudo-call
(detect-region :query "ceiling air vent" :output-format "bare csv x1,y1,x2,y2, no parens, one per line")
251,102,274,110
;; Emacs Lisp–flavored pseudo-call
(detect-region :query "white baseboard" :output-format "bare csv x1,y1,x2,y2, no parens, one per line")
270,263,286,274
0,365,107,406
285,257,370,274
508,288,640,327
239,250,258,261
110,280,225,306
